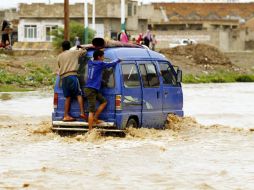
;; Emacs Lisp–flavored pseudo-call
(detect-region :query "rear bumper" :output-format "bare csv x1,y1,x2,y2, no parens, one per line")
52,120,124,132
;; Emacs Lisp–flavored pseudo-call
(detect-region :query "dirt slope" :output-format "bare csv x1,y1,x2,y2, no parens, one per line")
159,44,253,75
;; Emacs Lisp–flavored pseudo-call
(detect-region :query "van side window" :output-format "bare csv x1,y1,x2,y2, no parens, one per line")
139,64,149,87
159,62,177,86
139,63,160,88
122,64,140,88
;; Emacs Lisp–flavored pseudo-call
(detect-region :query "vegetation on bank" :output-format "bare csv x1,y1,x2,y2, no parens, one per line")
1,67,254,92
0,63,55,92
183,72,254,83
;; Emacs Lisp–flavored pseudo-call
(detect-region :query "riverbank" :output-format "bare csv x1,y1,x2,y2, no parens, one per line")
0,51,56,92
0,48,253,91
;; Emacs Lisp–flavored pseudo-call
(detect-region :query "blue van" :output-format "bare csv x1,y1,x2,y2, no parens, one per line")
52,42,183,132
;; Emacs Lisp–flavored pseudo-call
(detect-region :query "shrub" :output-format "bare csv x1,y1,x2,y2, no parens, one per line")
236,75,254,82
51,21,96,49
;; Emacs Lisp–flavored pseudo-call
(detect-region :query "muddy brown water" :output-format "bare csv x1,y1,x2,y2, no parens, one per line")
0,83,254,189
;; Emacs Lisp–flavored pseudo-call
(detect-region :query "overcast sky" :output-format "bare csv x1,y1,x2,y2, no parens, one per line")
1,0,253,9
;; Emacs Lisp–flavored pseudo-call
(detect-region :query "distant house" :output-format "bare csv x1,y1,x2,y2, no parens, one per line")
17,0,148,43
150,3,254,31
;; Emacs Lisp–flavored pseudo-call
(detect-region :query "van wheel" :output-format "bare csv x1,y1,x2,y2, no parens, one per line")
126,118,138,128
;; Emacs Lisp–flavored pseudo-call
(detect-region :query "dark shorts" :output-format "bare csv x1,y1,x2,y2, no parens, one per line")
1,34,9,45
62,75,82,98
84,88,107,113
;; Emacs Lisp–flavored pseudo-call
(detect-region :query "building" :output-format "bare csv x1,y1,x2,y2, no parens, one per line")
17,0,147,43
15,1,254,51
145,2,254,51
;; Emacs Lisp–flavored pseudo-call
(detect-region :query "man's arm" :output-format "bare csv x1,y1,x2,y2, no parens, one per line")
56,55,60,75
104,58,121,68
75,45,87,56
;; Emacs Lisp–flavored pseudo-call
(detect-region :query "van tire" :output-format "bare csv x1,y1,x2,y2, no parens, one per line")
126,118,138,128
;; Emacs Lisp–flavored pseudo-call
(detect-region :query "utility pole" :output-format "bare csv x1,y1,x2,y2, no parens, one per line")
121,0,125,30
92,0,95,30
64,0,69,40
84,0,88,44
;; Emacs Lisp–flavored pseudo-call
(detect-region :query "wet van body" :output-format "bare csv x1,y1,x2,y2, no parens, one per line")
52,44,183,132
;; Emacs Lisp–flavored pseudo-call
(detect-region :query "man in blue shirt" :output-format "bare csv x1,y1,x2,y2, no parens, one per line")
84,50,121,130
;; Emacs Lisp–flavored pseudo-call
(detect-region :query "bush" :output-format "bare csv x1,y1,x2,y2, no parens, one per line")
236,75,254,82
51,21,96,49
183,72,254,83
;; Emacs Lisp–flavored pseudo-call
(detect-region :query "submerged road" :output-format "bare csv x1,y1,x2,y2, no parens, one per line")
0,83,254,189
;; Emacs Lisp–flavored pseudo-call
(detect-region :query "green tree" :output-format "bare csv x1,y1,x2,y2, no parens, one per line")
51,21,95,49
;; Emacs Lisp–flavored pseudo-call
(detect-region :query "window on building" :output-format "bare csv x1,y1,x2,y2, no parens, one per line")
24,25,37,39
128,3,132,17
46,25,58,41
134,5,137,15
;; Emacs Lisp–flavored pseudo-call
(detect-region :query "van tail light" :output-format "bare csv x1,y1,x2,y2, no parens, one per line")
53,93,58,109
115,95,122,110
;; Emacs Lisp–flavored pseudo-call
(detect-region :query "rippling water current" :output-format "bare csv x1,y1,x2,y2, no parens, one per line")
0,83,254,189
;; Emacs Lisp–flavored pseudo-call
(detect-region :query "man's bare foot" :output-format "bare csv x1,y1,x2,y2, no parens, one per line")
94,119,104,124
63,116,76,122
80,114,88,121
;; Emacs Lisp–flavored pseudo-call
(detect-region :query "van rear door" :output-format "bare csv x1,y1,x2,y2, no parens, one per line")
137,61,164,128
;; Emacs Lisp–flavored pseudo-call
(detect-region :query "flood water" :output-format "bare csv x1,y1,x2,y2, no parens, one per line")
0,83,254,189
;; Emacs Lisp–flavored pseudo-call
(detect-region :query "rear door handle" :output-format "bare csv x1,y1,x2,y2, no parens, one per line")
157,91,160,99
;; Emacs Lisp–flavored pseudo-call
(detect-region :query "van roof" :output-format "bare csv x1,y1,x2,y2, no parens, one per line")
84,41,168,61
81,40,143,50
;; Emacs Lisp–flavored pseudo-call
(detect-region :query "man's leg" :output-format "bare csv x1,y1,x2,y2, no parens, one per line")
94,102,107,123
77,95,86,119
94,93,107,123
63,97,75,121
84,88,96,130
88,112,94,131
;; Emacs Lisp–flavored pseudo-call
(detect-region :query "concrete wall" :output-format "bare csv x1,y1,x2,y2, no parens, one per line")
142,29,252,51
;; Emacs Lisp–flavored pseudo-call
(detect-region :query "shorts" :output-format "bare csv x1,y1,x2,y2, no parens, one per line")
1,34,9,46
84,87,107,113
62,75,82,98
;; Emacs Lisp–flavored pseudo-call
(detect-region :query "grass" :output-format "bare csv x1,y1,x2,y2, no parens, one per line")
0,63,56,92
1,62,254,92
183,72,254,83
0,85,33,92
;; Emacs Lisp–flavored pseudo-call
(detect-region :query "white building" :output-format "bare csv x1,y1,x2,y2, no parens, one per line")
18,19,62,42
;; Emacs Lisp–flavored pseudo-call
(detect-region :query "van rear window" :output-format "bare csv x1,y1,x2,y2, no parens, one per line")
121,64,140,88
77,56,115,88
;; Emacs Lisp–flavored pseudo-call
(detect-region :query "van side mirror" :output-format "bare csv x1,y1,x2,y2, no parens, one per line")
177,69,182,83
